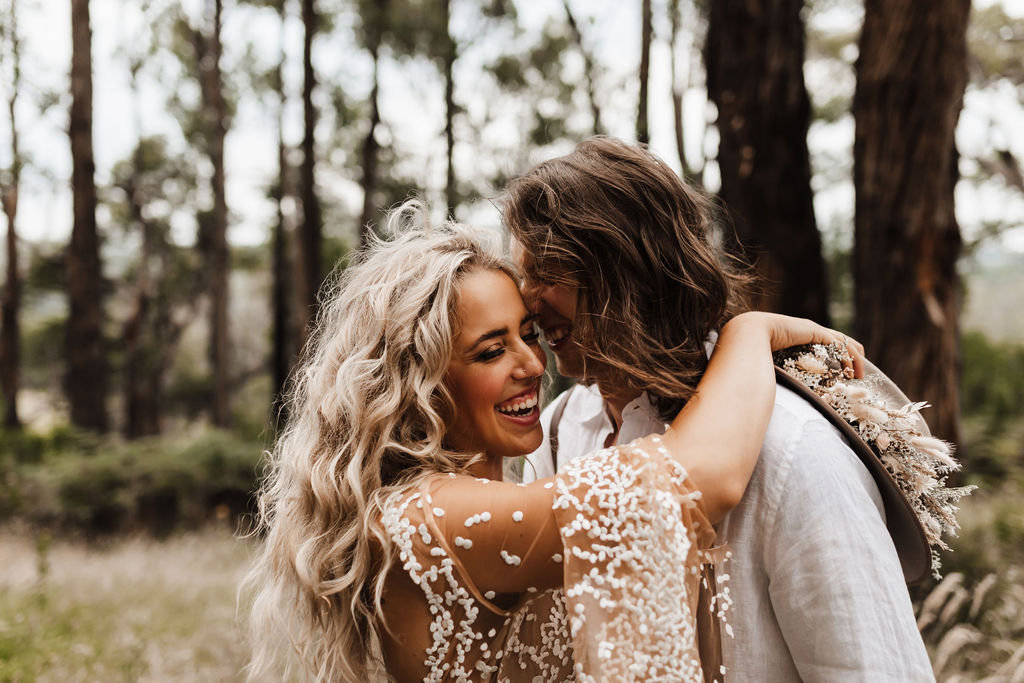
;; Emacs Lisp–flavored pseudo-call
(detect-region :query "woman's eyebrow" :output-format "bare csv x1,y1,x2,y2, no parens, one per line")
468,327,508,351
467,315,537,351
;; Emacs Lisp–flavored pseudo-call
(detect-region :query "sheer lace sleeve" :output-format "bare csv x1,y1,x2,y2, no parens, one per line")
381,442,724,682
417,474,567,601
554,438,723,682
382,474,574,681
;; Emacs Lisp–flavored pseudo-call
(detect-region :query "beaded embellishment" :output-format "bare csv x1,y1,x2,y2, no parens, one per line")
382,442,725,681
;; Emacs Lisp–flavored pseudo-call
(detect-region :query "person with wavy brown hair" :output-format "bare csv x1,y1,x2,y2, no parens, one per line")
504,137,934,681
505,137,749,424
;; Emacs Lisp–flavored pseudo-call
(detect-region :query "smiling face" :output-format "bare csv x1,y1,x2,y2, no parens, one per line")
445,268,547,461
510,240,586,380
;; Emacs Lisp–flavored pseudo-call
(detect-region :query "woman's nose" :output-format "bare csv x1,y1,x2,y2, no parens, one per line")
512,345,545,380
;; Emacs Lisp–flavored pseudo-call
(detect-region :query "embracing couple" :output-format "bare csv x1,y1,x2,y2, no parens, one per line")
246,137,940,682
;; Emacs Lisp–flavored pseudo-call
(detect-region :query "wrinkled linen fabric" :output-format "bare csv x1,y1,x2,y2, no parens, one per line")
380,442,718,682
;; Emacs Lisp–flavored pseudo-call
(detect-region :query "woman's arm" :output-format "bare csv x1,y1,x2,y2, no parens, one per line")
414,315,861,599
652,312,863,522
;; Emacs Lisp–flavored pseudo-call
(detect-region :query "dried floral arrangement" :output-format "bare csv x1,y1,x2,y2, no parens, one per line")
774,342,977,577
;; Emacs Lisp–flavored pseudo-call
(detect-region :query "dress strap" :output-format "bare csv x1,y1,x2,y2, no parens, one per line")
547,385,576,472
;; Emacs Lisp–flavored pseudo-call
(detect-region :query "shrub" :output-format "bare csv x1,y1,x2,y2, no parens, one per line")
0,427,264,537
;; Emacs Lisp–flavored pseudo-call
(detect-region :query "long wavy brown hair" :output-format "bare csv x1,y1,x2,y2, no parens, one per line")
502,136,751,420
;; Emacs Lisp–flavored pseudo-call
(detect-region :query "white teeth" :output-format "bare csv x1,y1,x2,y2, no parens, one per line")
497,393,538,414
547,327,569,343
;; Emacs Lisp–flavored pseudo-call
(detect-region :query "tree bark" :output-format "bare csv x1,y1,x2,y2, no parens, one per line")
359,1,384,248
668,0,703,182
67,0,109,432
637,0,652,145
122,279,161,438
207,0,230,427
441,0,457,216
705,0,829,323
271,6,293,431
2,0,22,429
298,0,322,346
669,0,687,176
563,0,603,136
121,133,160,438
853,0,970,447
119,137,188,439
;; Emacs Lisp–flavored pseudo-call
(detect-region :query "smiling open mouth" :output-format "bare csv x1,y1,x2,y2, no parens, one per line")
544,326,571,350
496,391,539,418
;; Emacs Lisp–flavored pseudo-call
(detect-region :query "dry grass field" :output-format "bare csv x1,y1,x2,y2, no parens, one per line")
1,505,1022,682
0,527,255,682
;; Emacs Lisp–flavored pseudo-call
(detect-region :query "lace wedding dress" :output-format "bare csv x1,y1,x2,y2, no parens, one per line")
380,438,724,682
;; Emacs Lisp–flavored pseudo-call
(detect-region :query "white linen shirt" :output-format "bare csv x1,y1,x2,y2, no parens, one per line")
525,382,934,681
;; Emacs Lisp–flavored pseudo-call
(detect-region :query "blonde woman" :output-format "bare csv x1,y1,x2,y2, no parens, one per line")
244,202,862,682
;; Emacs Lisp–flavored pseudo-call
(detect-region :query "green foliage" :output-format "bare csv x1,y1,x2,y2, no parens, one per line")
24,243,67,296
962,331,1024,422
960,331,1024,486
935,484,1024,583
927,330,1024,675
0,428,263,537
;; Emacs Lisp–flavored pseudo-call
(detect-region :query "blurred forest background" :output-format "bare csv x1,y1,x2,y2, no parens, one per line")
1,0,1023,680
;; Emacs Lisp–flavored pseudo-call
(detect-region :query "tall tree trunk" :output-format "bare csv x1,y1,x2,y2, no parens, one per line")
359,6,383,248
271,6,292,430
668,0,703,182
298,0,322,346
637,0,652,145
562,0,603,136
441,0,457,216
853,0,969,447
206,0,230,428
122,290,161,437
1,0,22,429
121,132,161,438
669,0,687,176
705,0,829,323
67,0,109,432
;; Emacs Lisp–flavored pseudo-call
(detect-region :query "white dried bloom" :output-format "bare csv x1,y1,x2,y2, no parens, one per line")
913,473,938,495
900,401,931,415
796,354,828,374
844,384,871,402
910,435,958,469
851,401,890,426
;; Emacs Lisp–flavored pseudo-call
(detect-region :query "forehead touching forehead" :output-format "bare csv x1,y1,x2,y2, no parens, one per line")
509,234,576,292
509,238,532,275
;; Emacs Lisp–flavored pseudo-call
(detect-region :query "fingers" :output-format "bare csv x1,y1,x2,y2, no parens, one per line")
832,331,866,379
778,314,866,379
743,313,868,379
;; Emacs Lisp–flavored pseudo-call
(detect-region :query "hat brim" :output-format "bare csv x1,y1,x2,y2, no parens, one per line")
774,366,931,585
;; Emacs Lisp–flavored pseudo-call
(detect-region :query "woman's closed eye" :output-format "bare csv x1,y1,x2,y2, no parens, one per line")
474,326,540,363
476,345,505,362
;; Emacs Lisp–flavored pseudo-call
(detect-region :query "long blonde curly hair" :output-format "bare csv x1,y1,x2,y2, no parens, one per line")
244,202,514,681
